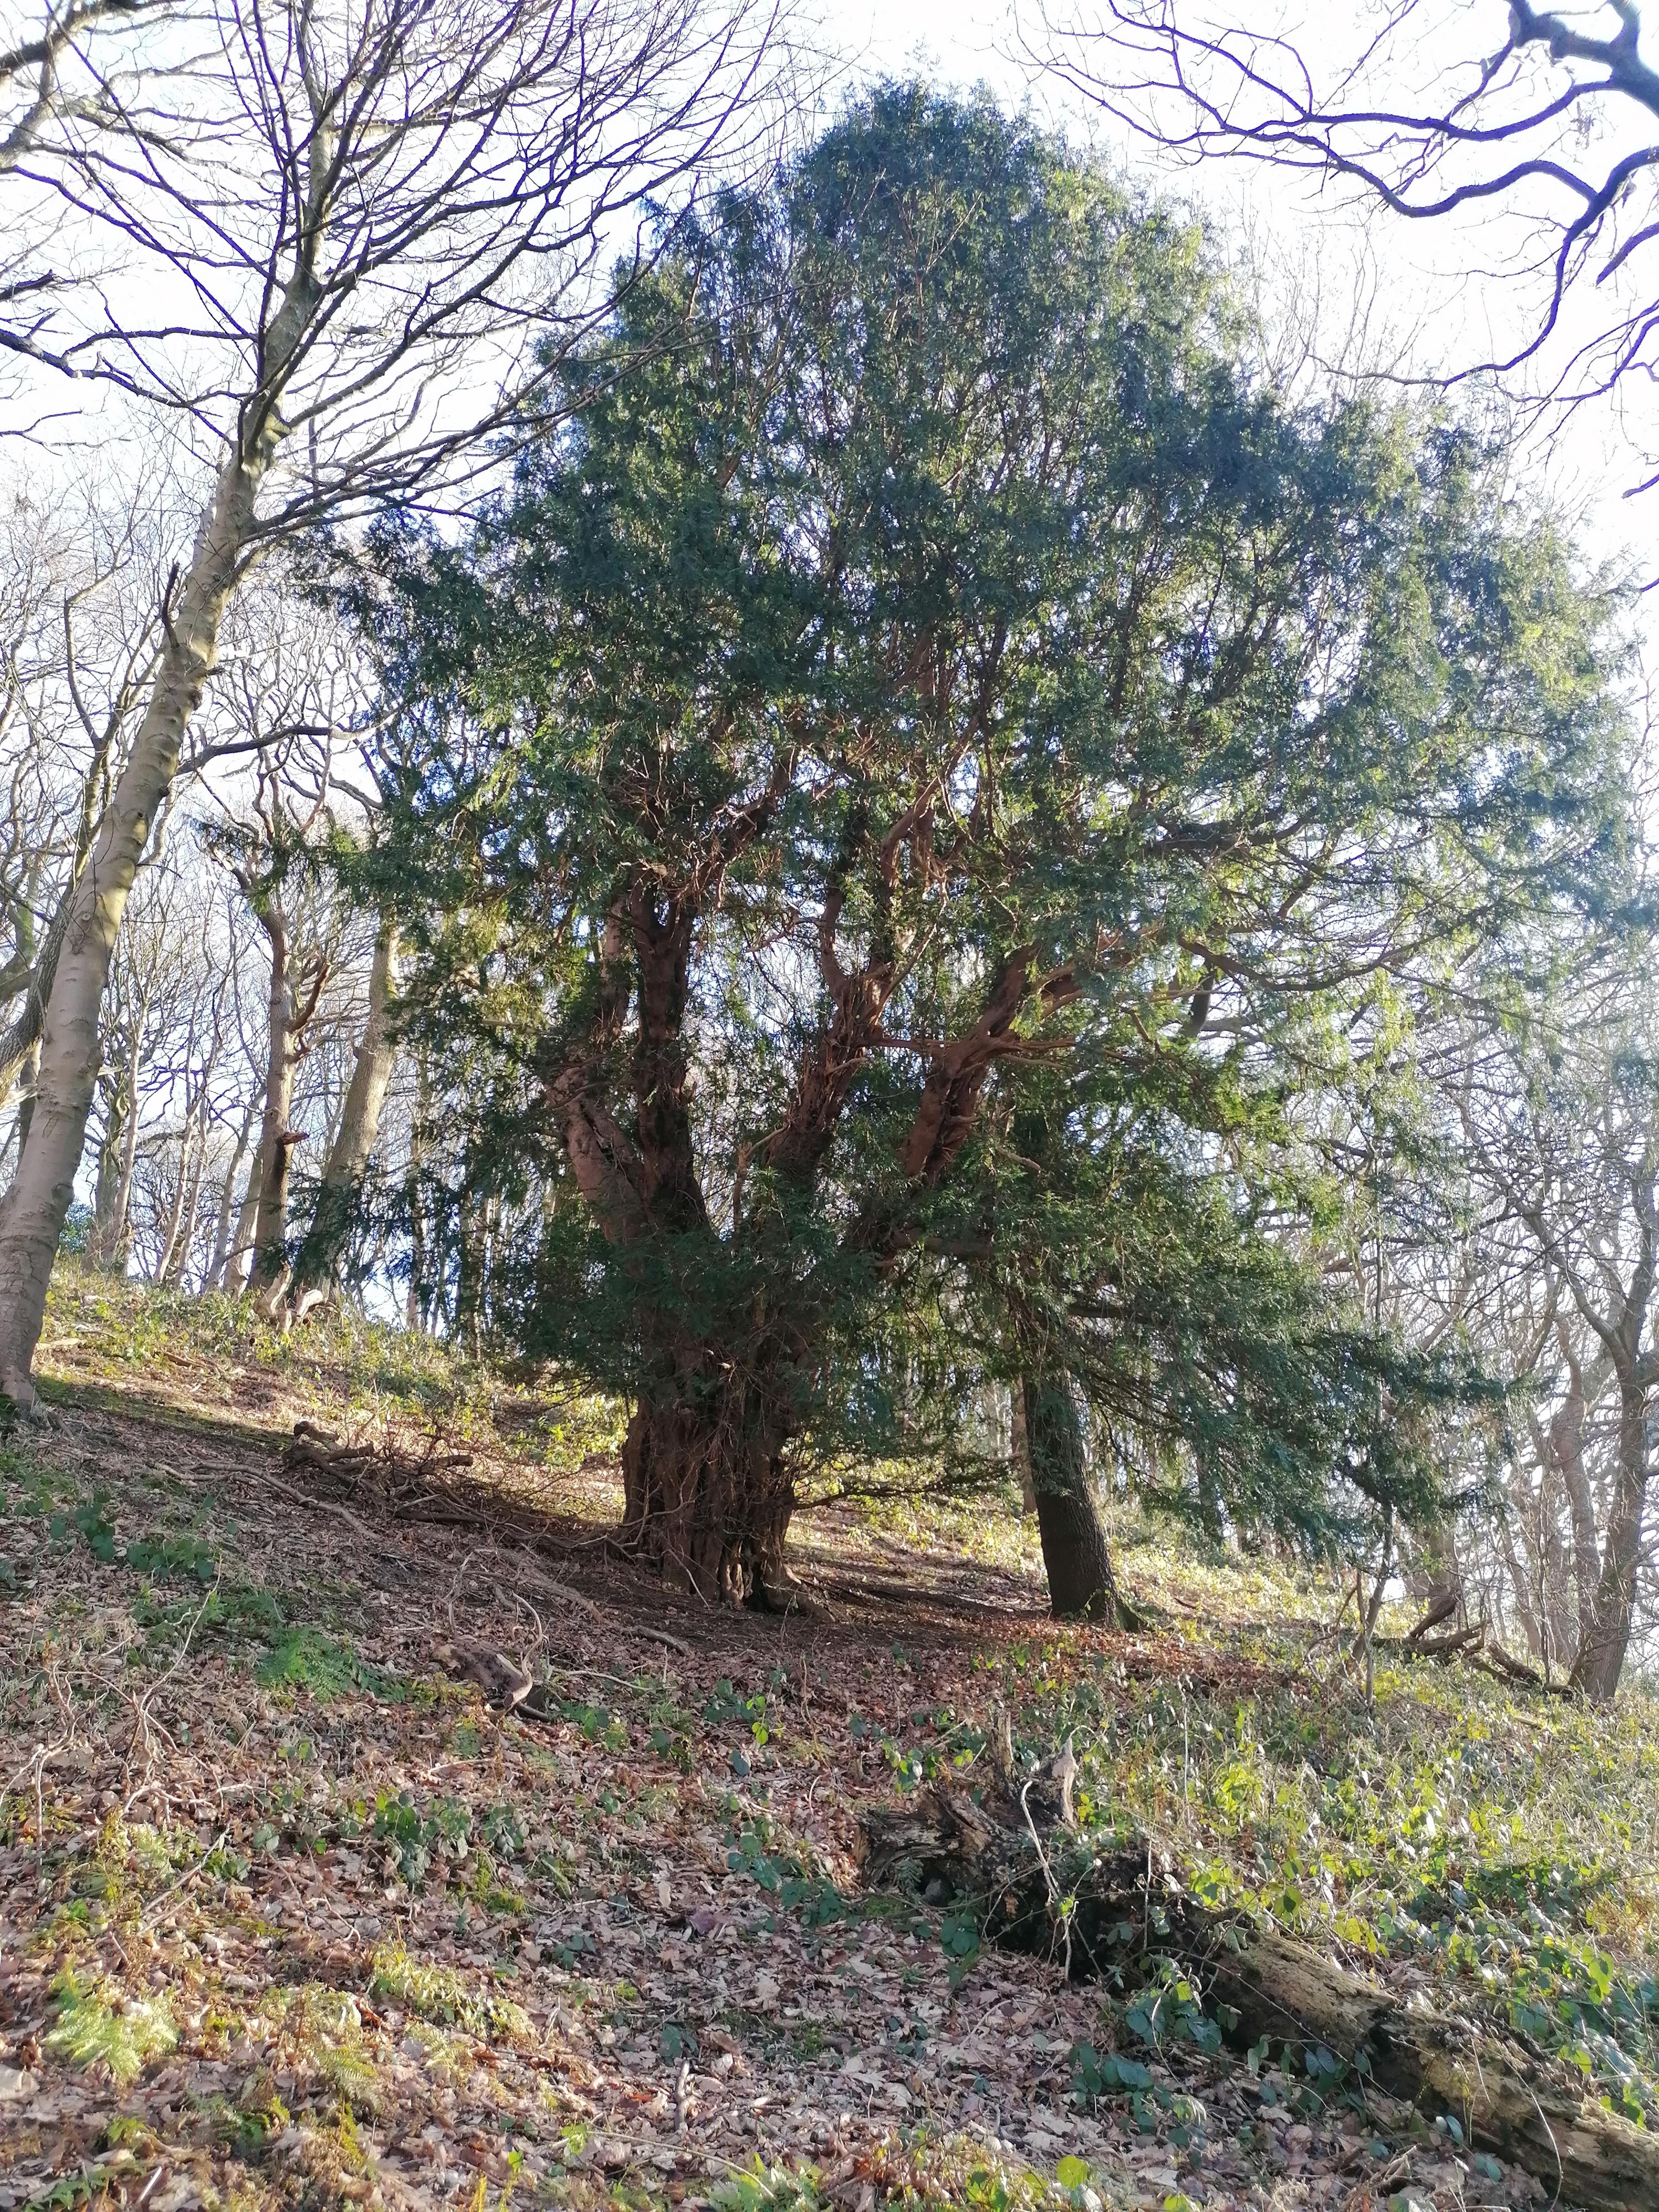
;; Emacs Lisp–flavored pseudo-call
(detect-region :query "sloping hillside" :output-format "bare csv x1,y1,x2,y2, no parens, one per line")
2,1268,1656,2212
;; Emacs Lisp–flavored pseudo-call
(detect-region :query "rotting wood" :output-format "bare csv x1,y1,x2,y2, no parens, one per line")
858,1783,1657,2212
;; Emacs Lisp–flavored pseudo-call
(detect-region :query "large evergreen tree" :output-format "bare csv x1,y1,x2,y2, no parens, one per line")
363,89,1624,1604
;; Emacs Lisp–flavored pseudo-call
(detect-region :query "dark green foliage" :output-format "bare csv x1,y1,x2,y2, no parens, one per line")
357,87,1628,1578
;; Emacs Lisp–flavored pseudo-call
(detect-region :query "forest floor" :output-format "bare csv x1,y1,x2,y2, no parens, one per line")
3,1269,1658,2212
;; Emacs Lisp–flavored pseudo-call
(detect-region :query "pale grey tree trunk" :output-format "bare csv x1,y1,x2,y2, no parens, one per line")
223,1152,265,1295
1009,1379,1037,1514
154,1120,194,1287
1571,1380,1649,1699
204,1100,256,1293
404,1054,433,1333
91,1019,146,1277
157,1093,212,1289
11,1034,40,1161
287,915,399,1321
247,902,300,1319
0,152,321,1398
1551,1329,1610,1649
88,1050,133,1268
0,447,270,1406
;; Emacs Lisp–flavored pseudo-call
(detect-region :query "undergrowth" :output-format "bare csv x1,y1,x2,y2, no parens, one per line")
984,1624,1659,2128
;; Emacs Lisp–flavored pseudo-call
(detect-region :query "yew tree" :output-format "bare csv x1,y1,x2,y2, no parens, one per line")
367,90,1624,1604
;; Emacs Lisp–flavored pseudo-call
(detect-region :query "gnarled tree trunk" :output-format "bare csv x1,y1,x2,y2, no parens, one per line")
620,1377,795,1605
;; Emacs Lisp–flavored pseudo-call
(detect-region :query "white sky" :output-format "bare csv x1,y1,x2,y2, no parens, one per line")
817,0,1659,589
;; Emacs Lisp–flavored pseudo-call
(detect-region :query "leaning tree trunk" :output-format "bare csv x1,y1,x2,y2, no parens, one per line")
0,889,68,1119
0,446,270,1408
621,1379,795,1606
1570,1378,1648,1698
1023,1375,1125,1624
287,916,399,1322
861,1784,1659,2212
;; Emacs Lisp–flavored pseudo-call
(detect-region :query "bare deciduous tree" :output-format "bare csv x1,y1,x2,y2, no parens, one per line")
1037,2,1659,443
0,0,786,1408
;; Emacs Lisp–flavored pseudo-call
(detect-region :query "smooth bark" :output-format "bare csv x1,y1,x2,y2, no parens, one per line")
222,1149,264,1295
246,895,326,1319
287,916,399,1321
1009,1382,1037,1513
203,1100,255,1293
88,1023,145,1273
0,446,269,1404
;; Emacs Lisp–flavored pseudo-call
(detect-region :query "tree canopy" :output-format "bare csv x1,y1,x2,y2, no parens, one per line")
361,87,1629,1604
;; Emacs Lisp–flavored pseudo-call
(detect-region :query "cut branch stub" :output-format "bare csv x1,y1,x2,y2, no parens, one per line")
858,1785,1658,2212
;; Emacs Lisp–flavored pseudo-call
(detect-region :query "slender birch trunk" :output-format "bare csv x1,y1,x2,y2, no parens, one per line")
287,915,399,1322
223,1150,265,1294
246,899,315,1321
95,1030,146,1277
204,1100,256,1293
0,450,269,1404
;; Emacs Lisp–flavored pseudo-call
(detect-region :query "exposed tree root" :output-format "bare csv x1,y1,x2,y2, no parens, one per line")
859,1784,1656,2212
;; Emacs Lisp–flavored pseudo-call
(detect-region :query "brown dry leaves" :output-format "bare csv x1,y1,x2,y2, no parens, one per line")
0,1379,1541,2212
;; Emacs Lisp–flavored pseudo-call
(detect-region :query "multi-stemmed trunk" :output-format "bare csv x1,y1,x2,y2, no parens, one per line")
287,916,399,1322
620,1371,796,1605
541,864,1072,1595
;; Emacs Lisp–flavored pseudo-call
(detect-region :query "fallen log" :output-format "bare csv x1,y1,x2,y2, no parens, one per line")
859,1785,1657,2212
